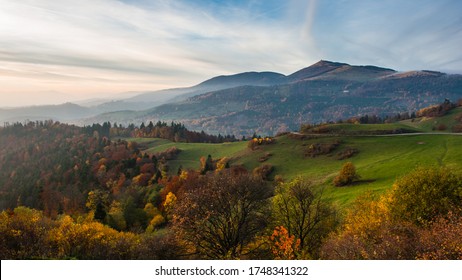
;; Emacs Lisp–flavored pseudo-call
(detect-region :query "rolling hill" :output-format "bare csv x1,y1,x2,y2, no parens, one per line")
85,60,462,136
123,106,462,208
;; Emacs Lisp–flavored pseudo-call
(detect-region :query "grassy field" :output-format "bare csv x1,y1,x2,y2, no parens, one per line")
400,107,462,132
299,107,462,135
120,106,462,209
126,131,462,209
306,122,421,134
121,137,249,172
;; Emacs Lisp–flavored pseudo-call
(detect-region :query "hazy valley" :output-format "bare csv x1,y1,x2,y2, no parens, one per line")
3,60,462,137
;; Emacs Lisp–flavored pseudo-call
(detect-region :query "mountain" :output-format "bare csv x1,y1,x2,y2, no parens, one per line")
0,103,97,123
287,60,395,82
157,71,286,103
4,60,461,136
83,60,462,136
81,71,287,113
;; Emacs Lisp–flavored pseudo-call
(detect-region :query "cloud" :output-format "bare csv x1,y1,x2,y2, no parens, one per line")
0,0,320,106
0,0,461,107
312,0,462,72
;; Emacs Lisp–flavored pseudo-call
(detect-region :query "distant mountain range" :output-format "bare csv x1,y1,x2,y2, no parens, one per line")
2,60,462,136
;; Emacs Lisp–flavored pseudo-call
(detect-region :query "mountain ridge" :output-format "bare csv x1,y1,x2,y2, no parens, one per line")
3,60,462,137
83,60,461,136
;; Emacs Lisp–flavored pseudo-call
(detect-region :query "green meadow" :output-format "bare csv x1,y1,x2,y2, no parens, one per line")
127,131,462,209
121,104,462,209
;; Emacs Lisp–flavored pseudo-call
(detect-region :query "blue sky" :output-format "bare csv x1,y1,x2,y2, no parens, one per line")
0,0,461,107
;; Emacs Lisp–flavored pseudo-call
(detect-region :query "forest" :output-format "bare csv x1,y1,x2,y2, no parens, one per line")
0,119,461,259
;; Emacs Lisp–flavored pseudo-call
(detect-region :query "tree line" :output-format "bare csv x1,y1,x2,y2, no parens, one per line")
86,120,237,143
301,99,461,133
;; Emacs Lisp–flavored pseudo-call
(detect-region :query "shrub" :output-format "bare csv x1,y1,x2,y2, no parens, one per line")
452,124,462,133
336,147,359,160
305,140,341,158
436,124,447,131
388,167,462,224
253,164,274,180
333,162,360,186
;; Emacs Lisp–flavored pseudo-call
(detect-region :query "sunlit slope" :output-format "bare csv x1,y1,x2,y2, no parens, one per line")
400,107,462,132
128,131,462,208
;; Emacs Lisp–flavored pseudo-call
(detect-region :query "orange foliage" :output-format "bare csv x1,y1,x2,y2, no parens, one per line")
269,226,301,260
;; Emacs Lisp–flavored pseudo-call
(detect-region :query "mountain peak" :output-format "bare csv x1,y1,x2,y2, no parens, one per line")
287,60,348,82
288,60,395,82
313,60,349,67
198,71,285,87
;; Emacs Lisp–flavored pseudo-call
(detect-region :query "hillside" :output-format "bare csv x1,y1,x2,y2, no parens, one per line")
1,112,462,260
5,60,461,136
127,133,460,208
85,60,462,137
287,60,395,82
124,112,462,209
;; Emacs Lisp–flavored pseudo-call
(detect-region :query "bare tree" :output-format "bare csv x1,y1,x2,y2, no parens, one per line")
172,171,271,259
272,177,337,258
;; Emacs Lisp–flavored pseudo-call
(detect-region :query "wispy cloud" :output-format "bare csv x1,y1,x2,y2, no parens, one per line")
0,0,320,106
0,0,461,107
312,0,462,72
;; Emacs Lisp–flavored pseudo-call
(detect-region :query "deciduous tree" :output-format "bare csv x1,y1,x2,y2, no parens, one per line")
272,178,337,258
172,171,270,259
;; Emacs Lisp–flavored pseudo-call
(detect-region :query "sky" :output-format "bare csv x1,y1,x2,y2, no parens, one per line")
0,0,461,107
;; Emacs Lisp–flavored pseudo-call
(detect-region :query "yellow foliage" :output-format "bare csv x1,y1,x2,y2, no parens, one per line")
163,192,177,214
146,214,166,233
343,192,392,237
143,203,158,220
216,157,229,172
179,170,188,181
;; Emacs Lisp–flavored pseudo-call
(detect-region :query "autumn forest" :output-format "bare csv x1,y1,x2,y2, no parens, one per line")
1,115,461,260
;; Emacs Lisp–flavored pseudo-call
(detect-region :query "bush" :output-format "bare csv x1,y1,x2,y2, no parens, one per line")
436,124,447,131
305,140,341,158
388,167,462,224
336,147,359,160
253,164,274,180
322,167,462,260
452,124,462,133
333,162,360,186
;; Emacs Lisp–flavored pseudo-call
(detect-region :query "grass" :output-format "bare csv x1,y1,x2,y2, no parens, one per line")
312,122,420,134
145,140,248,172
237,134,462,208
122,106,462,209
127,132,462,209
400,107,462,132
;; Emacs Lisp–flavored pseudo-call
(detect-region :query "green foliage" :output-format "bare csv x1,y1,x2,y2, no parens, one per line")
126,121,237,143
322,167,462,260
86,190,109,222
200,154,214,174
122,197,148,231
389,167,462,224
